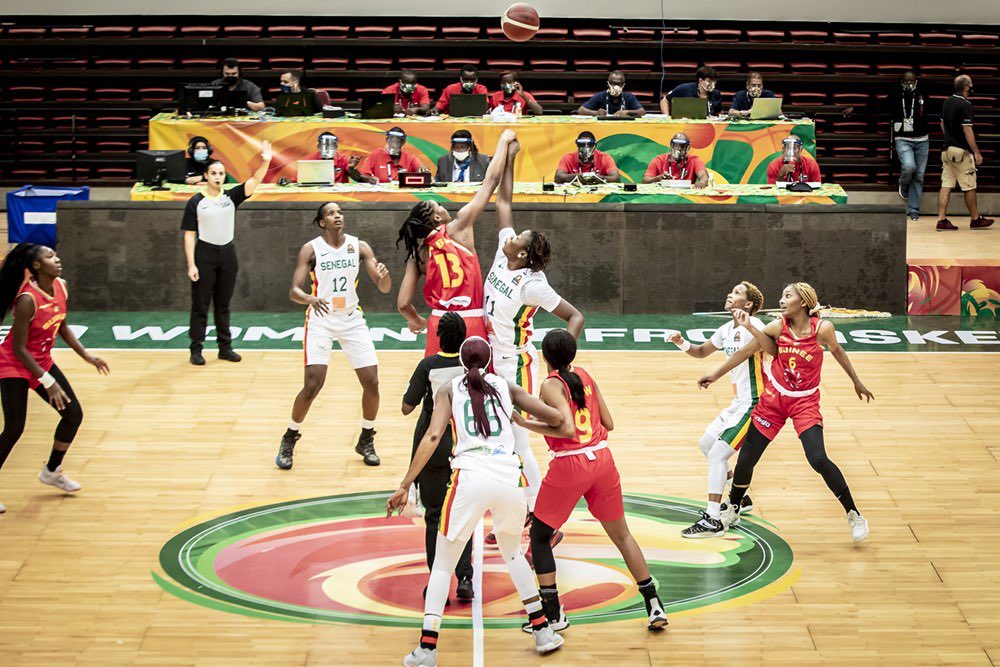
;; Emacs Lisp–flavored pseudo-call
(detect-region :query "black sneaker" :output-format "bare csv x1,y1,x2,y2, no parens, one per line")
740,495,755,514
355,429,380,466
681,512,726,539
522,605,569,633
276,429,300,470
190,351,206,366
455,577,474,601
218,349,242,362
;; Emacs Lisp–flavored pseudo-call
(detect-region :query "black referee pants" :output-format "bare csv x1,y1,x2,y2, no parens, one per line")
413,410,473,580
190,241,238,353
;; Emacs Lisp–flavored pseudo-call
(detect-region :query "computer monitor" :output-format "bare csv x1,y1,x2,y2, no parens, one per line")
360,93,396,119
449,94,489,117
297,160,336,185
275,92,317,117
178,83,248,115
749,97,783,120
670,97,709,120
136,149,187,189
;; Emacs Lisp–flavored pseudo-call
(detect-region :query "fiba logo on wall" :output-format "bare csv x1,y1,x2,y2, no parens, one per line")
153,492,797,626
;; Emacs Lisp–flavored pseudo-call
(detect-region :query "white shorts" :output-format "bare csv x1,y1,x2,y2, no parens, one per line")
703,398,756,450
303,310,377,369
439,468,527,543
491,346,538,394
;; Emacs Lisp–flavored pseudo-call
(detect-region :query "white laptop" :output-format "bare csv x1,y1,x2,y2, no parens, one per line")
297,160,335,185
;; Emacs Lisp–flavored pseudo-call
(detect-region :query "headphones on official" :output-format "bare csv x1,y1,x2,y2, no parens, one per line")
187,136,213,158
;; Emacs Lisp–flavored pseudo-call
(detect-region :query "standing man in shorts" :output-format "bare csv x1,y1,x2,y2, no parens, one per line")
936,75,993,231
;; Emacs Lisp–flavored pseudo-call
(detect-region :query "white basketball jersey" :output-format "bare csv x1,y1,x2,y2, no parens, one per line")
483,229,554,355
308,235,360,318
449,373,522,485
710,317,768,404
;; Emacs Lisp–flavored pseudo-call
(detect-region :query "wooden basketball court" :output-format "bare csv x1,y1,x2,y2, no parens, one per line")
1,344,997,665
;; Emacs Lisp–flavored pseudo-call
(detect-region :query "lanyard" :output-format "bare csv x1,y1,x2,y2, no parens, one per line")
667,157,688,180
902,93,916,121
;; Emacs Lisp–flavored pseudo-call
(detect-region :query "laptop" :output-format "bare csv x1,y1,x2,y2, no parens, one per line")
296,160,335,185
274,92,317,117
670,97,709,120
449,93,489,117
360,93,396,119
749,97,783,120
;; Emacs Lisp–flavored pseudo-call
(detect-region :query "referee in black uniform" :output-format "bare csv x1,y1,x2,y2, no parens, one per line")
181,141,272,365
401,312,474,601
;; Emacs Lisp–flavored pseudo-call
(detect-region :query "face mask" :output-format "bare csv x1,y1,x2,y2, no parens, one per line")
670,141,690,161
386,137,404,156
700,80,716,93
452,150,470,161
502,83,517,95
608,84,624,97
193,149,209,162
902,81,917,92
223,75,239,86
279,84,293,94
748,84,763,98
577,143,595,162
399,82,415,95
461,80,477,93
782,140,802,161
318,135,338,159
967,87,973,96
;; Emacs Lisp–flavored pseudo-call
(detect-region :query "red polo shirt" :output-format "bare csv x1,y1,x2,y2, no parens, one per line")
360,148,424,183
435,82,489,113
383,82,430,111
557,149,618,176
644,153,707,183
489,90,536,113
766,155,822,184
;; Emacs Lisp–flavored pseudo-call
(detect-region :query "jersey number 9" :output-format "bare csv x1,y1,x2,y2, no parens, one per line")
575,407,594,443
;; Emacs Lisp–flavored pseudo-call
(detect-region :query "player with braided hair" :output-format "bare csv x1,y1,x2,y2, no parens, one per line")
671,281,768,538
699,282,875,542
396,130,519,356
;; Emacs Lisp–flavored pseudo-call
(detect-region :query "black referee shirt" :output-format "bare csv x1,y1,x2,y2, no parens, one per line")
403,352,464,416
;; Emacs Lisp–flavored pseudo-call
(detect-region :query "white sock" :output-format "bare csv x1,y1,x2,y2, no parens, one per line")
707,501,722,519
361,418,376,430
288,419,302,431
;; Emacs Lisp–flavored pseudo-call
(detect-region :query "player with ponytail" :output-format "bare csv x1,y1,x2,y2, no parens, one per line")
0,243,109,513
699,282,875,542
517,329,669,635
388,335,568,664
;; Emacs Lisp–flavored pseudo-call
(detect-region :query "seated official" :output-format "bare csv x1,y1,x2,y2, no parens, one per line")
434,65,488,115
661,66,722,117
351,127,428,184
185,136,212,184
384,70,431,116
554,131,620,184
303,132,353,183
767,136,822,184
277,69,324,113
643,133,709,188
489,71,542,115
729,71,776,118
435,130,490,183
211,57,265,111
576,70,645,117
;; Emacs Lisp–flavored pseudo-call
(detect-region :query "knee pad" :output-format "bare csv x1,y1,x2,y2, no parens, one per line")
528,518,557,575
530,517,556,545
698,432,715,458
54,402,83,443
707,440,735,465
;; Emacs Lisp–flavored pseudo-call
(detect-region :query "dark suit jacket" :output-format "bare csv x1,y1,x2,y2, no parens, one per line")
435,153,491,182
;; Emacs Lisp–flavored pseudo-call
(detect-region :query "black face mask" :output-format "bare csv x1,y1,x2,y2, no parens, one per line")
223,76,239,86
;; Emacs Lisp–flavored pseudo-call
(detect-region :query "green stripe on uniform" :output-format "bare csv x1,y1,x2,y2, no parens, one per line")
720,404,755,445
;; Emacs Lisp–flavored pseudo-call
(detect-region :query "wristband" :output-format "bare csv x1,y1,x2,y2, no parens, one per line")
39,372,55,389
678,339,691,352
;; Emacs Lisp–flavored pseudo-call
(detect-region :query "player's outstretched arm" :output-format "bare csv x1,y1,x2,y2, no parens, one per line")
396,259,426,334
495,138,519,231
698,340,759,389
819,320,874,402
449,129,515,238
512,378,575,439
244,140,272,196
509,382,565,429
670,332,718,359
736,310,779,357
550,299,584,340
387,385,453,515
360,241,391,294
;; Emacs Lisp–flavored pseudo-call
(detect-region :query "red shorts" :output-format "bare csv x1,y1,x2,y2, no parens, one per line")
750,385,823,441
424,311,488,356
533,447,624,530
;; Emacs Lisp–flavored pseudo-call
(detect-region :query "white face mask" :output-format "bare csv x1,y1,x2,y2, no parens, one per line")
452,150,470,161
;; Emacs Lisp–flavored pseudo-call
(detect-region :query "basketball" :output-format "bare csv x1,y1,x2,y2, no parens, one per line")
501,3,540,42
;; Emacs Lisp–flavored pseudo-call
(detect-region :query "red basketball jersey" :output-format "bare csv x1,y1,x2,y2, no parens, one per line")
422,226,483,312
543,366,610,453
0,277,68,385
770,316,824,393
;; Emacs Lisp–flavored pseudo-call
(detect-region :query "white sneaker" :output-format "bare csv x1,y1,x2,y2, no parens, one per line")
0,500,6,513
720,502,740,529
402,646,436,667
38,465,81,493
522,605,569,633
647,598,669,631
533,625,564,654
401,486,425,519
847,510,869,543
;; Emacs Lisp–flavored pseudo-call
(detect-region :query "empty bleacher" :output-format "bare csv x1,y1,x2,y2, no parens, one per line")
0,17,996,188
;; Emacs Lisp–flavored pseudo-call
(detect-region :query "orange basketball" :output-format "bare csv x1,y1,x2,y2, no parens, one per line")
501,3,540,42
